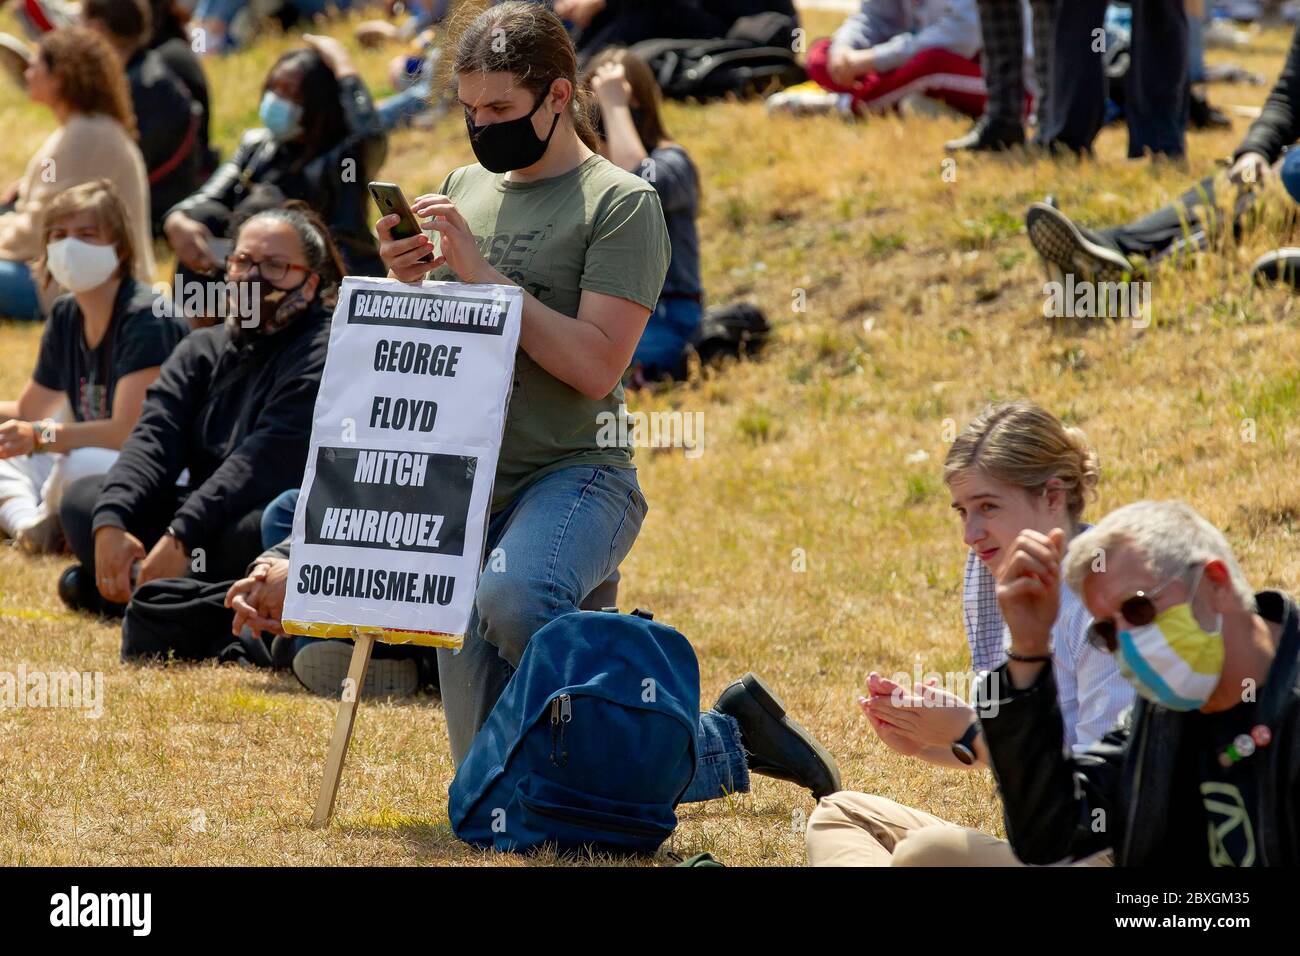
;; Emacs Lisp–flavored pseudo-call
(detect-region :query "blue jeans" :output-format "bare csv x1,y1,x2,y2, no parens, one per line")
0,259,41,320
377,80,435,132
1282,150,1300,206
438,463,748,803
632,297,703,379
261,487,298,550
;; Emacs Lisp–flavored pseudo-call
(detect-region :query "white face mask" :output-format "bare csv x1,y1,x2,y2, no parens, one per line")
45,237,119,293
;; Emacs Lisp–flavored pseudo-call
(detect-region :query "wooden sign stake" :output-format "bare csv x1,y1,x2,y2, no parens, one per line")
311,630,375,828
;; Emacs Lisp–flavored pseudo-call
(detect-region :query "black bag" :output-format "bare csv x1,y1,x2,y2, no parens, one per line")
121,577,278,666
689,302,770,365
630,14,805,101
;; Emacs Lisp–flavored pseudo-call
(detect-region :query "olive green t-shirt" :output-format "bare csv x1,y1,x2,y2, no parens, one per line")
432,154,670,512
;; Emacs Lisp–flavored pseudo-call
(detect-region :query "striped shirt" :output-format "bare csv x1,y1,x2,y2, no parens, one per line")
961,548,1134,751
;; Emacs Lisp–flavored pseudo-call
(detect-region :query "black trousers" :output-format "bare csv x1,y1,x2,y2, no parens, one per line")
60,474,266,586
975,0,1058,127
1043,0,1188,157
1096,176,1261,259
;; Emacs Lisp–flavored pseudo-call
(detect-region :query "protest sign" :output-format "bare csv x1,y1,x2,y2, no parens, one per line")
282,276,521,647
283,276,522,827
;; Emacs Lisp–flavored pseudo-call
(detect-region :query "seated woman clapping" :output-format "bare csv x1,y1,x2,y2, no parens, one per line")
806,401,1134,867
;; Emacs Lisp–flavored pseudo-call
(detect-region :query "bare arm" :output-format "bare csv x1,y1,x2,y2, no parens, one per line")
382,198,651,400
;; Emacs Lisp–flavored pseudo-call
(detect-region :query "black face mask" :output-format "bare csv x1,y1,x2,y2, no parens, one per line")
465,87,562,174
225,274,314,346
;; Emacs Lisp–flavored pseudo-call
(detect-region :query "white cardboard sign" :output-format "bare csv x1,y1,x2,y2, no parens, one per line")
282,276,522,643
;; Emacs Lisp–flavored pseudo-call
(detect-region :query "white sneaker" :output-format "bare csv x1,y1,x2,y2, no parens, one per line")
291,640,420,700
765,84,841,117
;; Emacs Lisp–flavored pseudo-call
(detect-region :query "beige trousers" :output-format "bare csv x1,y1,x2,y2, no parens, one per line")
805,792,1112,867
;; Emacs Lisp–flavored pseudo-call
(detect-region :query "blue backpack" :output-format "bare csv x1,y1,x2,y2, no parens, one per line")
448,609,700,855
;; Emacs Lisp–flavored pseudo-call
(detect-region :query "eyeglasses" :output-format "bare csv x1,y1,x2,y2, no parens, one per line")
1086,567,1195,653
226,252,311,284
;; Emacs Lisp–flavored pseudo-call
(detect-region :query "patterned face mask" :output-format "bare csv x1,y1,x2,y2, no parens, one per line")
225,276,313,345
1114,567,1225,711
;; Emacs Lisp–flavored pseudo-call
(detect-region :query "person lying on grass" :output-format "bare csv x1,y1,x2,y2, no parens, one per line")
1023,18,1300,290
806,400,1133,866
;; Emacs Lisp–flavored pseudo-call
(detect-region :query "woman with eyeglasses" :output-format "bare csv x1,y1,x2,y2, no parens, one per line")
805,400,1134,866
56,200,336,616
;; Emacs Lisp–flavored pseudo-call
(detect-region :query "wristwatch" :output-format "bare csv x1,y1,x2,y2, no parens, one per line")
951,721,981,766
30,419,56,454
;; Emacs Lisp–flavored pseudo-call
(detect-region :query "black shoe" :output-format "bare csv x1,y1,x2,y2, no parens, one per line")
1251,249,1300,288
714,673,842,799
57,564,120,616
944,117,1024,153
1190,89,1232,130
1025,202,1135,283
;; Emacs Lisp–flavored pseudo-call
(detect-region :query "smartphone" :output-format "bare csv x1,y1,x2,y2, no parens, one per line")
368,181,434,264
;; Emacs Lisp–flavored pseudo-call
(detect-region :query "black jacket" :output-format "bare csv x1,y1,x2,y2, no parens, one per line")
127,47,206,235
148,32,216,176
166,75,387,276
1235,22,1300,163
977,591,1300,866
92,304,331,550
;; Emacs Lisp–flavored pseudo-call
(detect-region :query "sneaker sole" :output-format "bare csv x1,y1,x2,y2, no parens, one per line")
1025,202,1134,283
291,641,419,699
1251,249,1300,288
739,673,843,798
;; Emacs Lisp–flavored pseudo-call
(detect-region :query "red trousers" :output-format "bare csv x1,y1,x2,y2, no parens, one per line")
805,37,987,119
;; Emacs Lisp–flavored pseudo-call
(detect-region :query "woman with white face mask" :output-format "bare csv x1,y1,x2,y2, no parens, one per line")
0,26,155,320
0,179,186,553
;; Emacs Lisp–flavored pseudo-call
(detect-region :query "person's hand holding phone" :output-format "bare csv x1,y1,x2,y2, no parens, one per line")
377,211,439,282
410,193,495,284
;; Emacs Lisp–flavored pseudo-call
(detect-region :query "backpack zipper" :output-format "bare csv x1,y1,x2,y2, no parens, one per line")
550,693,572,767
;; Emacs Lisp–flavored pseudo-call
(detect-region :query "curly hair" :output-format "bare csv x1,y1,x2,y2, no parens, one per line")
38,27,137,138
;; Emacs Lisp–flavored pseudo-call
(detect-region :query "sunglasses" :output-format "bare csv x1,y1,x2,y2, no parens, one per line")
1086,567,1196,653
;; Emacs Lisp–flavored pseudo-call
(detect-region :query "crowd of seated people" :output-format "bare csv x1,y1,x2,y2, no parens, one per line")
1,0,1299,868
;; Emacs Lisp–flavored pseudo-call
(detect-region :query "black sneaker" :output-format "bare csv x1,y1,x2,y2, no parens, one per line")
1251,249,1300,288
57,564,124,616
944,116,1025,153
714,673,842,799
291,640,420,699
1025,202,1135,283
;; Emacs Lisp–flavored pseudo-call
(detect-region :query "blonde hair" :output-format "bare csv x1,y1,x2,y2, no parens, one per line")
38,179,136,290
943,400,1100,525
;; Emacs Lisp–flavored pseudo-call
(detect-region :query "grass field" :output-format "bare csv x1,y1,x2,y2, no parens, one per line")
3,7,1300,866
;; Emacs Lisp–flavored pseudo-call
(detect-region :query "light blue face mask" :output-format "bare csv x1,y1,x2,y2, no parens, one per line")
259,91,303,142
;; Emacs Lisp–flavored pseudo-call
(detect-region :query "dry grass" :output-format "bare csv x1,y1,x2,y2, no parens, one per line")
3,8,1300,865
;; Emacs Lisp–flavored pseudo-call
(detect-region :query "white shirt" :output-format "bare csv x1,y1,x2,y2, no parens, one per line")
961,549,1133,751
